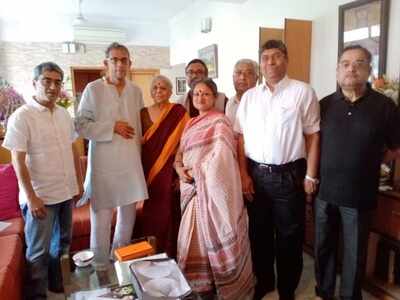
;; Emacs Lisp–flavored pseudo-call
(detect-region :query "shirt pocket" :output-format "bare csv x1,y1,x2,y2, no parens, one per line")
279,105,298,126
32,122,56,153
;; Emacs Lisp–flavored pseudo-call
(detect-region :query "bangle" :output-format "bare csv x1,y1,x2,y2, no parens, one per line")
305,175,319,184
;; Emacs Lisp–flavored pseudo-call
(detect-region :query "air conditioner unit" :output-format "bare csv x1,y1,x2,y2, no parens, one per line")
73,25,127,44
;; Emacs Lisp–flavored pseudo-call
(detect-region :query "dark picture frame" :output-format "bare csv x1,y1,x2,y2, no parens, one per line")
198,44,218,78
176,77,187,95
338,0,390,78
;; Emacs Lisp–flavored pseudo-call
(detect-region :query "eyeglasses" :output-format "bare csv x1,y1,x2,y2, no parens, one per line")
233,70,256,78
186,70,206,76
108,57,130,65
39,77,63,88
338,60,370,69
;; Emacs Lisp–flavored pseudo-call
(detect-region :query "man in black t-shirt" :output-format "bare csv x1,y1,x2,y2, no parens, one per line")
315,45,400,300
175,59,228,117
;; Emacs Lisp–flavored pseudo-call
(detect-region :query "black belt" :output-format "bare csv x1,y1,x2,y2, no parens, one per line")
248,158,305,173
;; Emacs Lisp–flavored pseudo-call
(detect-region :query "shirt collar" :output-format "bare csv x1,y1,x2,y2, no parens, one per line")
262,75,290,93
334,82,373,104
27,97,58,112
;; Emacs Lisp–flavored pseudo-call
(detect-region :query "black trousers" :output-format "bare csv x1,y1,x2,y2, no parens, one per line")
247,159,306,300
314,198,372,300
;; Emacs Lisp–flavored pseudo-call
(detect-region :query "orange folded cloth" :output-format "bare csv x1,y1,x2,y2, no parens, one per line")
114,241,155,262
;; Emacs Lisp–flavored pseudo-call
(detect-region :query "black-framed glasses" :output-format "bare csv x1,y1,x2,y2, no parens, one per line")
108,57,130,65
338,60,370,69
39,77,63,88
186,70,206,76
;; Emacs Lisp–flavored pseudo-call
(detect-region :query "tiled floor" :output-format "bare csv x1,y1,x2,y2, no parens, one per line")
48,252,378,300
262,252,377,300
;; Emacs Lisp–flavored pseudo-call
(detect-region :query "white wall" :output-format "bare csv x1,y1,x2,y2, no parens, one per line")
169,0,400,99
161,63,187,102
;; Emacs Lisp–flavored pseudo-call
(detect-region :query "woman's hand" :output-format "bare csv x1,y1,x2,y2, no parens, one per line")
176,165,194,183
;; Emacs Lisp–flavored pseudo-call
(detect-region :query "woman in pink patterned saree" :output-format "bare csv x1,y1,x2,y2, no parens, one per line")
174,79,255,300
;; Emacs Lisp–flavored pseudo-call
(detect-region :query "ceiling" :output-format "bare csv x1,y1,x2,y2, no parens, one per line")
0,0,248,25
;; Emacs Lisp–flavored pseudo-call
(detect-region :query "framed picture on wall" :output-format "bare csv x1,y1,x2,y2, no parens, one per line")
198,44,218,78
338,0,390,78
176,77,187,95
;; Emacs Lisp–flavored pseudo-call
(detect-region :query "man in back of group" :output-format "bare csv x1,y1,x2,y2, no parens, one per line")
226,58,259,124
235,39,320,300
2,62,83,299
315,45,400,300
175,58,227,117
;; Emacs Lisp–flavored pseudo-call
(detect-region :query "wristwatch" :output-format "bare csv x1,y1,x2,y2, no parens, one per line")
305,175,319,184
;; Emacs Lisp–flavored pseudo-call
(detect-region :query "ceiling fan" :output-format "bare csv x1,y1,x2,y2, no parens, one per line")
73,0,87,26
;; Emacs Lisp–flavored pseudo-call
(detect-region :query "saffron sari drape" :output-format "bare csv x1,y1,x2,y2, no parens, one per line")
140,103,189,257
177,110,255,300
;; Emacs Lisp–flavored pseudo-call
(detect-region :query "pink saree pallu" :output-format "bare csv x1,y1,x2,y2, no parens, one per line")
177,111,255,300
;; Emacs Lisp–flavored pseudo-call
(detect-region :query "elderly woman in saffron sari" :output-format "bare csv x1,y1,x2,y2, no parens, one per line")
174,78,255,299
140,75,189,257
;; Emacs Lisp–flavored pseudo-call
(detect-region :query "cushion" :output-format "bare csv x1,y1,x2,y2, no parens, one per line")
0,217,24,238
0,164,21,221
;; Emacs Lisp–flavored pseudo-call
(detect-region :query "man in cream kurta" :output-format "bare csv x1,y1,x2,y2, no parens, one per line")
76,42,148,265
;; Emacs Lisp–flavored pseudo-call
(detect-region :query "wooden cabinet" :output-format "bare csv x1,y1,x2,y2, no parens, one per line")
365,192,400,299
372,193,400,241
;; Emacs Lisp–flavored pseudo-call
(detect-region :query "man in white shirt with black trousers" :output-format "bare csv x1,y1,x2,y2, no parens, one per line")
234,40,320,300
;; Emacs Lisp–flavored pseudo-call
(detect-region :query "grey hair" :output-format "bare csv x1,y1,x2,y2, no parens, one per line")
105,42,130,58
150,75,173,92
33,62,64,81
234,59,259,77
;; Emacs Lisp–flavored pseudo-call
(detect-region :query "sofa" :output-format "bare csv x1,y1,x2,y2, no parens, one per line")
0,160,96,299
0,152,146,299
0,164,25,300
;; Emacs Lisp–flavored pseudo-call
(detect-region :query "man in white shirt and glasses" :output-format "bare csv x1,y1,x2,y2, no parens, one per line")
234,40,320,300
3,62,83,299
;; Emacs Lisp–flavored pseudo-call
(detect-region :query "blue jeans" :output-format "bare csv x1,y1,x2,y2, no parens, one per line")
314,198,372,300
21,199,73,300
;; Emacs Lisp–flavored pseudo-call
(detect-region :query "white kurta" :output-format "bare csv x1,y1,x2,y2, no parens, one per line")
75,78,148,211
